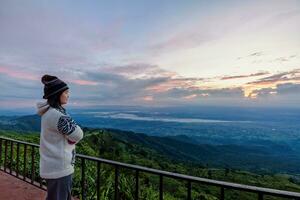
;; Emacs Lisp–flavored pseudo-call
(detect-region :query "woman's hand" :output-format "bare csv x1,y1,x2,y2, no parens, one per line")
67,139,76,145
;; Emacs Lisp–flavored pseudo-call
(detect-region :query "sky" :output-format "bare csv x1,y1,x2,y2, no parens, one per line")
0,0,300,110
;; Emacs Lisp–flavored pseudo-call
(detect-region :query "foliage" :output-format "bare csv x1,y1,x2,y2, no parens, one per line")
0,129,300,200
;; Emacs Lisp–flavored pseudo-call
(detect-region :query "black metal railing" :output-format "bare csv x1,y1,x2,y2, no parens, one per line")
0,136,300,200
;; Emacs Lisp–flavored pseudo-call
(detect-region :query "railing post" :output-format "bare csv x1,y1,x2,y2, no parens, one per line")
4,140,8,172
187,181,191,200
23,144,27,181
258,193,263,200
159,175,163,200
39,177,43,188
220,187,224,200
0,138,2,167
16,143,20,177
81,157,86,200
31,145,35,184
10,141,13,174
97,162,101,200
115,166,119,200
135,170,139,200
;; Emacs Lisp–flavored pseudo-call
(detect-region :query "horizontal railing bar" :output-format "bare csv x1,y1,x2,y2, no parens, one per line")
1,136,300,198
0,136,39,148
75,154,300,198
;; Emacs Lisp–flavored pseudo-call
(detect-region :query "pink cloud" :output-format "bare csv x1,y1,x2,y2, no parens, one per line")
142,96,154,101
0,66,39,81
0,66,99,86
183,94,197,100
70,79,99,86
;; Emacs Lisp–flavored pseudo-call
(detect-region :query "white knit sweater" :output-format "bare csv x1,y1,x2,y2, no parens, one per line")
36,101,84,179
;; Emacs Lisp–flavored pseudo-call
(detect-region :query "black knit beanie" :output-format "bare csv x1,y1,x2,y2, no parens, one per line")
41,75,69,99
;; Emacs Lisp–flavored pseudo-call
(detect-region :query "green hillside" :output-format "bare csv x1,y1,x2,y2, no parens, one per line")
0,128,300,200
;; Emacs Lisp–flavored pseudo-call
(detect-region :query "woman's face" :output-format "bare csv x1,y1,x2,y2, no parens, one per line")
60,89,69,105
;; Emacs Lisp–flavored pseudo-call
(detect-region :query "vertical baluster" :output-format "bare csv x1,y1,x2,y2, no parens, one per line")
187,181,191,200
159,175,163,200
23,144,27,181
39,177,43,188
31,146,35,184
10,141,13,174
16,143,20,177
97,162,101,200
135,170,139,200
115,166,119,200
81,158,86,200
0,138,2,168
4,140,8,172
220,187,224,200
258,193,263,200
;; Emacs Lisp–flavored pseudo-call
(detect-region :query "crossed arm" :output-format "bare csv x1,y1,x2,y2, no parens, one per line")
57,115,84,145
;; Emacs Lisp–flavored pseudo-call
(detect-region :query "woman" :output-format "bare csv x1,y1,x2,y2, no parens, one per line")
36,74,84,200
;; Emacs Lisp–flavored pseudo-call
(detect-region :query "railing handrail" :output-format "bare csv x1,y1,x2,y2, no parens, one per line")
1,136,300,199
77,154,300,198
0,136,40,148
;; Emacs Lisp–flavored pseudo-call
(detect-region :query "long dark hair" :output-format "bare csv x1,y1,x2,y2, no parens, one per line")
47,90,67,114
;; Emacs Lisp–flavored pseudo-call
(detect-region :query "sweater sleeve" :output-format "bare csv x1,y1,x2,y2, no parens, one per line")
56,115,84,144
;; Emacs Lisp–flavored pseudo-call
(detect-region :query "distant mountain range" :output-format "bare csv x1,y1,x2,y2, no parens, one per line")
0,114,41,132
1,114,300,174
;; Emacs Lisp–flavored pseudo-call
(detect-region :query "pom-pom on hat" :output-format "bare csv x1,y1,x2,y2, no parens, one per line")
41,75,69,99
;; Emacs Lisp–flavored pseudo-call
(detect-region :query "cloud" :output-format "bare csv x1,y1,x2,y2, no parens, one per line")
100,63,178,79
0,66,39,81
249,87,277,98
237,52,298,66
246,83,300,107
153,87,244,101
249,51,264,57
244,69,300,98
0,73,42,108
0,63,180,106
145,78,202,93
248,69,300,85
277,83,300,94
272,56,297,63
0,64,102,88
50,63,243,106
150,31,216,54
147,2,267,55
70,79,99,86
0,1,127,69
3,61,300,108
236,51,265,61
221,72,269,80
64,65,173,105
1,0,300,108
146,86,247,107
